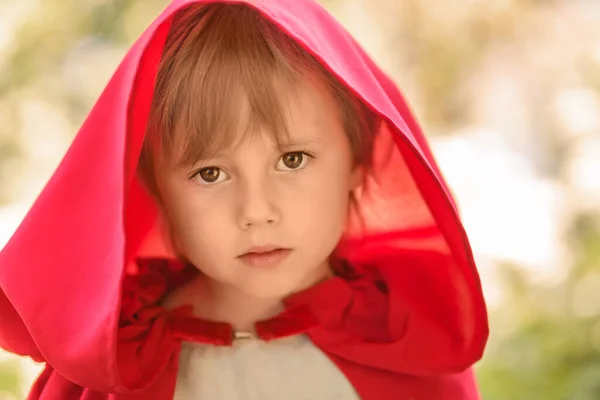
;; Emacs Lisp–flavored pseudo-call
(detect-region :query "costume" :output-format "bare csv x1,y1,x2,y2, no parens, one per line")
0,0,488,398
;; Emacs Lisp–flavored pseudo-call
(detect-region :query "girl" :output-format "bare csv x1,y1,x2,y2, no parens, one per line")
0,0,488,399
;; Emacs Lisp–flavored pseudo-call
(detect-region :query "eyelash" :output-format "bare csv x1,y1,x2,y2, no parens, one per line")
189,151,315,184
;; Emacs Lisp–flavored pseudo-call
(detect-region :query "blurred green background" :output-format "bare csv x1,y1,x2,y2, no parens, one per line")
1,0,600,399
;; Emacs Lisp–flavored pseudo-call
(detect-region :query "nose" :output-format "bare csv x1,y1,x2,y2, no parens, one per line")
236,179,281,230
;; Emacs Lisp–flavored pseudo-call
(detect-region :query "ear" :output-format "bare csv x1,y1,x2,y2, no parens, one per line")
349,163,365,191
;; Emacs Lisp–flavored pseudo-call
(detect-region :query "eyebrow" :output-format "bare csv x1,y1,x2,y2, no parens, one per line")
279,136,323,147
180,137,323,167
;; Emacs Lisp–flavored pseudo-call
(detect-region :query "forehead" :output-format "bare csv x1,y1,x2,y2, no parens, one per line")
169,73,344,164
280,76,342,138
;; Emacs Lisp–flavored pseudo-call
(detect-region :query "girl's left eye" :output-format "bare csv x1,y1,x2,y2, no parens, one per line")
276,152,311,171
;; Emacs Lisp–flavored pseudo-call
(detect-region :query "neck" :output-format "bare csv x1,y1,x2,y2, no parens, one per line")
198,279,285,331
181,261,333,332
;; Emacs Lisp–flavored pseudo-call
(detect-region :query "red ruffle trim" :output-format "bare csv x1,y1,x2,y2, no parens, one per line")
119,258,321,345
114,257,347,390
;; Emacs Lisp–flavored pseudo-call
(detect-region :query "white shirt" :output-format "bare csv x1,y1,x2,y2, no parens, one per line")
173,334,360,400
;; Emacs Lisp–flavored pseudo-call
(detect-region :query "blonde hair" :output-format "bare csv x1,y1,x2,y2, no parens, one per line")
138,3,377,196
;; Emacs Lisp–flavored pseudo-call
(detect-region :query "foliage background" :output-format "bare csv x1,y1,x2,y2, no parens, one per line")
1,0,599,399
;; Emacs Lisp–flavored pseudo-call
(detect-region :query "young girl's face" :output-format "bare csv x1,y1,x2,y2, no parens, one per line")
154,76,363,299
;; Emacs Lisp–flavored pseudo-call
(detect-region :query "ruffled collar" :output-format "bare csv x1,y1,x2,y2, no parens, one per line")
119,258,355,346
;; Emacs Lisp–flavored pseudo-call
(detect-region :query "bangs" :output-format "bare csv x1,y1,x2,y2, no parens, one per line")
147,4,319,167
140,3,378,196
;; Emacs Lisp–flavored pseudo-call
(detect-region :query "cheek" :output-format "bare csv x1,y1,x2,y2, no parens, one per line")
162,191,231,257
289,162,352,234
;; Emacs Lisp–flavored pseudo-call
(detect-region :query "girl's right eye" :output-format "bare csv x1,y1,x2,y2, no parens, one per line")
193,167,229,185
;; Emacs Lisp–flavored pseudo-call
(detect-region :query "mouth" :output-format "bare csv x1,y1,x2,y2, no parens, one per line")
237,246,291,268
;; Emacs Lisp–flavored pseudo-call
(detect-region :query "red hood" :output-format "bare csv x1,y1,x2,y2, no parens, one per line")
0,0,488,393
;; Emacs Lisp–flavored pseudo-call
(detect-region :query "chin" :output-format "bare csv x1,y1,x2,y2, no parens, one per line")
235,278,305,300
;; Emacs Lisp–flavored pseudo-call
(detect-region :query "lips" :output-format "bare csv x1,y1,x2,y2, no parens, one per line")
238,246,291,268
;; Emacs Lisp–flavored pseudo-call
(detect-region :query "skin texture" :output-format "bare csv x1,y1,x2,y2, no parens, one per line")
155,76,363,330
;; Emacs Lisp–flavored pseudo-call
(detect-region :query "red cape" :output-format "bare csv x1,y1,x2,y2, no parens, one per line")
0,0,488,399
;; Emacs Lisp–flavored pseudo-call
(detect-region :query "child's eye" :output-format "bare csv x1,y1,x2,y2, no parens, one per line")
276,152,312,171
193,167,229,185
